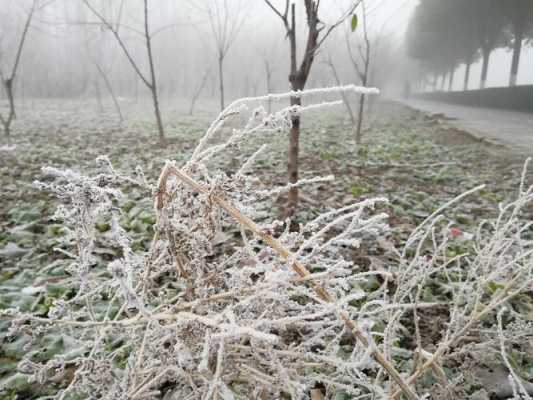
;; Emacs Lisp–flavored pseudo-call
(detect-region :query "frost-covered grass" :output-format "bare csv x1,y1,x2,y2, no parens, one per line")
0,95,532,399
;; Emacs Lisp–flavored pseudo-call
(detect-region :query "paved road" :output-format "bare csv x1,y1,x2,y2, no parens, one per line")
402,99,533,156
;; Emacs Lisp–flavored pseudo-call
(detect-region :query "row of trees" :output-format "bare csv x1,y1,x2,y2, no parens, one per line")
1,0,372,214
0,0,253,141
407,0,533,91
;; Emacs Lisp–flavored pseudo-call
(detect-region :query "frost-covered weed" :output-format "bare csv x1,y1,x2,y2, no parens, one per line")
3,87,533,400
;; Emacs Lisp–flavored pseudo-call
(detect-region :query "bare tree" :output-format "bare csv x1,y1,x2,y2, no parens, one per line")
448,65,455,92
94,63,124,121
324,54,356,126
192,0,248,111
0,0,38,137
346,0,370,145
83,0,166,142
264,0,360,214
81,13,124,122
188,66,210,115
262,39,281,113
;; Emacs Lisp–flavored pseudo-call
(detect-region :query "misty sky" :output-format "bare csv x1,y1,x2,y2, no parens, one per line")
224,0,533,89
2,0,532,101
247,0,533,90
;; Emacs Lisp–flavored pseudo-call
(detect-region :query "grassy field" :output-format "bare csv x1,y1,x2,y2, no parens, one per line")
0,97,531,399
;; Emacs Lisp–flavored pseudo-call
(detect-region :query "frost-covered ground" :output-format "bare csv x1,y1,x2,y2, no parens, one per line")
0,97,531,399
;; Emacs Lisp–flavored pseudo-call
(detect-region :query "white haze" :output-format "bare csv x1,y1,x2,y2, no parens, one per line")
0,0,531,103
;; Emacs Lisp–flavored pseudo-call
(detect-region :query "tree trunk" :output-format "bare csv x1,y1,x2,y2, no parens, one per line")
268,1,322,216
463,60,471,91
480,47,491,89
440,72,447,91
189,68,209,115
144,0,165,143
189,96,198,116
1,80,16,136
95,80,104,114
355,65,369,145
448,67,455,92
287,79,302,216
355,94,366,145
218,55,225,111
327,58,355,125
96,64,124,121
286,3,299,217
265,60,272,114
150,85,165,143
509,25,524,87
6,81,16,122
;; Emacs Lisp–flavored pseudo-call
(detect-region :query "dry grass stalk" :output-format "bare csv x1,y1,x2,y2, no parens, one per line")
159,165,420,400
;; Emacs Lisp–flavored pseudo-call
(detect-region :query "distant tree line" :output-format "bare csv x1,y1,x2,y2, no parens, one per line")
407,0,533,91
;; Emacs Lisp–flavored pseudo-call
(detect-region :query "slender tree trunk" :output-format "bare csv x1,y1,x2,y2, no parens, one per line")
440,72,447,91
6,82,16,121
1,81,16,136
448,67,455,91
288,80,302,216
480,47,491,89
218,55,225,111
95,80,104,113
326,57,355,125
287,3,299,216
96,64,124,121
355,61,369,145
189,96,198,116
463,60,471,91
264,0,331,216
189,68,209,115
150,85,165,142
355,94,366,145
265,60,273,114
355,24,371,146
509,25,524,87
144,0,165,143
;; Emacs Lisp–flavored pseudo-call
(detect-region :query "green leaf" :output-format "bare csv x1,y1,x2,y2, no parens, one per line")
351,14,358,32
487,281,504,293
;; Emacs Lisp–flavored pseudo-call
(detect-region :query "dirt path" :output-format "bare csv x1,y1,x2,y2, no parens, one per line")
401,98,533,158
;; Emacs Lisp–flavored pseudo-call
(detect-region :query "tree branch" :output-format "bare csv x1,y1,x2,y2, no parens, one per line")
263,0,290,32
10,0,37,81
314,0,362,51
83,0,152,89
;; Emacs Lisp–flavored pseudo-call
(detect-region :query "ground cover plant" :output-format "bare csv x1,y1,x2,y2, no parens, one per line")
0,92,532,400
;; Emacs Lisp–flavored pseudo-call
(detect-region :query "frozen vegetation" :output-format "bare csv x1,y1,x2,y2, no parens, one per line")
0,91,531,400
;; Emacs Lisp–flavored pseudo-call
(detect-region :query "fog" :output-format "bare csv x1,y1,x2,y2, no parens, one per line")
3,0,531,104
0,0,416,102
2,2,533,399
